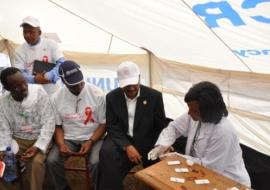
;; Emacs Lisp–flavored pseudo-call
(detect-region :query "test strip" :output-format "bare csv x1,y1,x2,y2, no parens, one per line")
167,160,181,165
195,179,210,184
170,177,185,183
175,168,189,173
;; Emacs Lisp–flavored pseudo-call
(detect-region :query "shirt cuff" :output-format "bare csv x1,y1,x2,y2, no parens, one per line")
34,140,49,153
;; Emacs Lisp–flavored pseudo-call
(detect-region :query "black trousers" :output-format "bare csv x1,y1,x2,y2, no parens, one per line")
97,136,135,190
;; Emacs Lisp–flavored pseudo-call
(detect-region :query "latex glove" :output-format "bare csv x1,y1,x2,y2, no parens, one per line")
148,145,169,160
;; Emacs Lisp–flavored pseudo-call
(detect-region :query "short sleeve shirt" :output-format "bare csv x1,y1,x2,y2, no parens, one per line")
51,83,106,141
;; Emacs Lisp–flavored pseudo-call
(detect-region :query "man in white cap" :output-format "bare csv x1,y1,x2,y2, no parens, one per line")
97,61,167,190
47,60,106,190
14,16,65,95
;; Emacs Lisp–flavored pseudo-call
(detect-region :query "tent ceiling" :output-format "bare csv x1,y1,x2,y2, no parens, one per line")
0,0,145,54
51,0,270,73
1,0,269,73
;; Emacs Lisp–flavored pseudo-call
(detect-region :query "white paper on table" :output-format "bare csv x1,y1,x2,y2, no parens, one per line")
170,177,185,183
167,160,181,165
175,167,189,173
195,179,210,184
227,187,239,190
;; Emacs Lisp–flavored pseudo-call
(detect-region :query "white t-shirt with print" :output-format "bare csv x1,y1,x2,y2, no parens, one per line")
15,38,64,95
51,83,106,141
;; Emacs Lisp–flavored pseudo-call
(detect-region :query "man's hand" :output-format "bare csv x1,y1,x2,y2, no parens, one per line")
126,145,142,164
34,72,51,84
79,140,93,155
21,146,39,161
59,144,73,156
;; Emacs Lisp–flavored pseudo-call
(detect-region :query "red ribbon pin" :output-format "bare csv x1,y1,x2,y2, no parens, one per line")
42,55,48,63
84,107,95,125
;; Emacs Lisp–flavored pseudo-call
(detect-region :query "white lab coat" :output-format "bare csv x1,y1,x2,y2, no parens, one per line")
156,113,251,187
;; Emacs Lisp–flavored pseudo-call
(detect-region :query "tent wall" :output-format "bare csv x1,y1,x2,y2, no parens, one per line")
1,39,270,156
37,47,270,157
63,51,150,92
150,55,270,156
0,39,16,66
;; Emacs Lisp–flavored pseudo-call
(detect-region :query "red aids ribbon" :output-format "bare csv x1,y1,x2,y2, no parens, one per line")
42,55,48,63
84,107,95,125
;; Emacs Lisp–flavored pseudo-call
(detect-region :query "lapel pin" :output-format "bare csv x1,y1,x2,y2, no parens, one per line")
143,100,147,105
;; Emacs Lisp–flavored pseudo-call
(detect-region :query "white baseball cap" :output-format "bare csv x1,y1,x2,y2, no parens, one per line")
117,61,140,88
20,16,40,27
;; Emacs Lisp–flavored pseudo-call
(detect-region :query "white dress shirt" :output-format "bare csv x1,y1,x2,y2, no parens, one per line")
124,89,140,137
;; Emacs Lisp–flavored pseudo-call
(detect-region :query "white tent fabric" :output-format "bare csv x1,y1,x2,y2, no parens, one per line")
0,0,270,155
151,57,270,155
0,0,144,54
51,0,270,73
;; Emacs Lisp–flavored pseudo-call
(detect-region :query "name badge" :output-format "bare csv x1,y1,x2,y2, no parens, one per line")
64,113,82,121
21,125,33,133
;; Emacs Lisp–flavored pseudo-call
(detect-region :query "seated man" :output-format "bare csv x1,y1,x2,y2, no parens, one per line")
47,60,106,190
148,81,251,187
98,61,167,190
0,67,55,190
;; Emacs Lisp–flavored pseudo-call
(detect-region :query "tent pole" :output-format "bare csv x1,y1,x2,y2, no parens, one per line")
107,35,113,54
142,48,152,87
0,38,15,66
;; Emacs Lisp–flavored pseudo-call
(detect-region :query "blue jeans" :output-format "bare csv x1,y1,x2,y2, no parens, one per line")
46,139,103,190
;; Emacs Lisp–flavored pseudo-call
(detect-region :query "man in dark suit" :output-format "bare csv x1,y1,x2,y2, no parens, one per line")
98,61,167,190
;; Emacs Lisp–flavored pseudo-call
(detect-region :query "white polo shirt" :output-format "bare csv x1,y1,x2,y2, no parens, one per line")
51,83,106,141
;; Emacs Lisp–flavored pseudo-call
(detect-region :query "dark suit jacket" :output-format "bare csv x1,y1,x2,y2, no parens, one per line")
106,85,167,165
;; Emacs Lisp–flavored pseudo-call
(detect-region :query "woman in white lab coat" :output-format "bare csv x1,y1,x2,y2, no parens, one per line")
148,81,251,187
